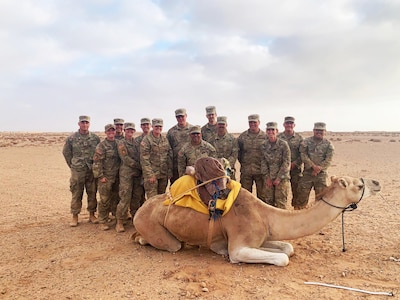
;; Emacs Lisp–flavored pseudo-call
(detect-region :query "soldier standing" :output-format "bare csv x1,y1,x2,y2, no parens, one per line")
110,118,124,217
296,122,334,209
133,118,152,209
167,108,192,184
62,115,100,227
261,122,291,208
237,114,267,202
140,118,173,198
212,116,238,180
93,124,121,231
201,106,218,143
277,116,304,208
114,118,125,140
177,125,216,177
115,122,142,232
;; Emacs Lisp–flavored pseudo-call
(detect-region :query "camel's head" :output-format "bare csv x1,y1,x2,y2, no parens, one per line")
194,157,229,196
328,176,381,206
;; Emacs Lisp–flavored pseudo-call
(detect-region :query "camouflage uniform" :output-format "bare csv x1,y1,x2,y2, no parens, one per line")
93,139,121,223
201,123,217,144
212,132,238,180
133,134,146,208
277,131,304,206
140,132,173,198
297,137,334,208
116,137,142,220
177,141,216,177
62,131,100,215
261,138,291,208
167,123,192,183
238,129,267,201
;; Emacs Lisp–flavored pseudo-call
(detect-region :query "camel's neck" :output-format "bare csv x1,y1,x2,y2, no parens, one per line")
266,200,344,241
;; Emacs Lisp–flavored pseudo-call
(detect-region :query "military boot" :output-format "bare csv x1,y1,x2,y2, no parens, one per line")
115,219,125,233
70,214,78,227
89,212,99,224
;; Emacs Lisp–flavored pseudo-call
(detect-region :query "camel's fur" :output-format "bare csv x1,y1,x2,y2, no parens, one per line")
133,175,381,266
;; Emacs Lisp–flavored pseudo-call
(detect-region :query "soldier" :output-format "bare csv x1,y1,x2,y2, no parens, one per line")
133,118,152,207
201,106,218,143
62,115,100,227
212,116,238,180
115,122,142,232
110,118,124,217
167,108,192,184
140,118,173,198
114,118,125,140
296,122,334,209
237,114,267,202
177,125,217,177
277,116,304,208
93,124,121,231
261,122,291,208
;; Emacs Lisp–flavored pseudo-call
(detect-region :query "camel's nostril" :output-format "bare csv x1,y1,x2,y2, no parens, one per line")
372,180,380,186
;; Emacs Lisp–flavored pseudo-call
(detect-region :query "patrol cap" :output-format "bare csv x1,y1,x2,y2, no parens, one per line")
79,115,90,122
114,118,124,125
314,122,326,130
152,118,163,126
175,108,187,116
140,117,151,125
217,116,227,124
124,122,136,130
248,114,260,122
105,124,116,131
266,122,278,130
284,116,295,123
206,106,216,115
189,125,202,134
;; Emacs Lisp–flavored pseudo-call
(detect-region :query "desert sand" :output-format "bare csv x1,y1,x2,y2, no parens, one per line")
0,131,399,299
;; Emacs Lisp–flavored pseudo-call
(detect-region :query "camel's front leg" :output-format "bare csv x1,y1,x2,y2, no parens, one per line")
261,241,294,257
229,247,290,266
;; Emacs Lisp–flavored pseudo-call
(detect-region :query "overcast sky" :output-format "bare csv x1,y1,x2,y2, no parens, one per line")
1,0,399,133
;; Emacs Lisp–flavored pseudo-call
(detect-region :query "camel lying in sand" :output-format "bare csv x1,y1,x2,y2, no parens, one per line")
133,158,381,266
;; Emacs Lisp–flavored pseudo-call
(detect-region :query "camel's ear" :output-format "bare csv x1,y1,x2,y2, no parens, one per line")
330,175,338,182
338,178,348,188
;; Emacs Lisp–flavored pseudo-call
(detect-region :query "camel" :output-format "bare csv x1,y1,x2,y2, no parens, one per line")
132,158,381,266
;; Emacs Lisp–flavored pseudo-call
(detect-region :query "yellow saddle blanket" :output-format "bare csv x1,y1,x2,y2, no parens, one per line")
163,175,241,216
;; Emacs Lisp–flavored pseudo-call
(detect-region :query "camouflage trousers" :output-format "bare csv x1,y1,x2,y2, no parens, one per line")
265,179,290,209
117,173,145,220
110,175,120,217
144,178,168,199
295,169,328,209
240,173,267,202
289,168,302,207
97,177,119,223
69,168,97,215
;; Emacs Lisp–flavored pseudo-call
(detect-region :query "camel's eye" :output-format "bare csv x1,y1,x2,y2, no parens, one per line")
357,184,364,190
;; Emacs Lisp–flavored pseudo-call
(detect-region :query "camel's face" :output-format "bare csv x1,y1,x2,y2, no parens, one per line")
331,176,381,203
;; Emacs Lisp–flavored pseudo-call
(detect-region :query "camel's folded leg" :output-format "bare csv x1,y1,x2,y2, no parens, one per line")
134,221,182,252
260,241,294,257
229,247,290,266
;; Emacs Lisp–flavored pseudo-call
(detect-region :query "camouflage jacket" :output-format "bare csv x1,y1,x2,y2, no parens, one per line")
166,123,193,159
300,137,334,171
92,139,121,179
212,132,238,170
261,138,291,180
117,138,141,177
201,123,217,143
177,141,217,177
237,129,266,175
62,131,100,171
277,131,304,169
140,132,173,179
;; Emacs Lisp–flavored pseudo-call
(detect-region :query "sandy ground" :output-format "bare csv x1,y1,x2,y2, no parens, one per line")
0,131,399,299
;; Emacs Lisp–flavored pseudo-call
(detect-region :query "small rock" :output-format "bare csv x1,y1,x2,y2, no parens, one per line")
202,287,209,292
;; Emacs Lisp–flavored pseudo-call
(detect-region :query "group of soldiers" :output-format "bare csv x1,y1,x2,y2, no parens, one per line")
62,106,334,232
